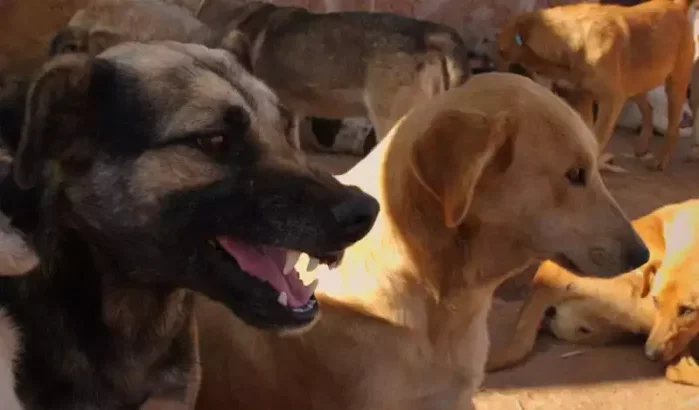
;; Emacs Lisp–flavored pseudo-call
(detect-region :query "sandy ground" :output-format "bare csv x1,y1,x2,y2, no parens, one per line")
308,128,699,410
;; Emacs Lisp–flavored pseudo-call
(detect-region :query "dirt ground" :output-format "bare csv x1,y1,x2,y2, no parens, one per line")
308,128,699,410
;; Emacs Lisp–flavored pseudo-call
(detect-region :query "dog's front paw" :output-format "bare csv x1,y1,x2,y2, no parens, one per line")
639,152,664,171
666,364,683,383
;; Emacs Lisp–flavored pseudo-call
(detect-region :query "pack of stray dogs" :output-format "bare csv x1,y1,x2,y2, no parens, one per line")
1,0,699,408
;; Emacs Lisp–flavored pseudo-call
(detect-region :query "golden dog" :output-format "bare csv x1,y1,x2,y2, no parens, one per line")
498,0,695,171
194,73,648,410
488,199,699,387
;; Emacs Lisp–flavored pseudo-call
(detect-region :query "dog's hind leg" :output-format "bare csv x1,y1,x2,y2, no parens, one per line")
594,94,626,173
648,45,694,170
565,89,595,129
631,94,655,157
486,285,560,372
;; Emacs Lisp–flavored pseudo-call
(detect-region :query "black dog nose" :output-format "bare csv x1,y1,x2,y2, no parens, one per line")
625,241,650,272
331,193,379,240
544,306,557,319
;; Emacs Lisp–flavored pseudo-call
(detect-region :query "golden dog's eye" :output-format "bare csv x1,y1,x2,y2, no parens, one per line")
578,326,591,334
196,135,228,153
565,167,586,186
678,305,695,317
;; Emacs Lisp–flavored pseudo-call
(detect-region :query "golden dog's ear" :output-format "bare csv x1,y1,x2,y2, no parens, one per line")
14,54,94,189
409,109,516,228
638,263,658,298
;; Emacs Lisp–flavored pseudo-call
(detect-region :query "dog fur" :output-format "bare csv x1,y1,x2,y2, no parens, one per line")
486,199,699,387
193,72,649,410
0,42,378,409
48,0,216,57
217,1,471,147
0,151,40,410
498,0,696,171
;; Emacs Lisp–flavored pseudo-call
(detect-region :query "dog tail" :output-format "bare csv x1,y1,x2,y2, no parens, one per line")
425,30,471,91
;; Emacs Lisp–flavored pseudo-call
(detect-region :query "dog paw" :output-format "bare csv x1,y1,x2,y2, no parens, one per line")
599,162,629,173
639,152,664,171
599,152,615,164
666,365,682,382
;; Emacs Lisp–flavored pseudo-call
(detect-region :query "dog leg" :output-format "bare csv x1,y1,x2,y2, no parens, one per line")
566,89,595,129
689,105,699,161
648,43,694,170
594,96,626,173
665,351,699,386
487,285,563,372
631,94,654,157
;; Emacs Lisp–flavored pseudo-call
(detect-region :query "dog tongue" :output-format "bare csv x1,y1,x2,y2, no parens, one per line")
216,236,313,308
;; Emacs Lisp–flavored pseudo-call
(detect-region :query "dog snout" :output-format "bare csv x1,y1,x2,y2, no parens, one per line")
544,306,557,319
644,344,662,361
330,190,379,241
624,238,650,272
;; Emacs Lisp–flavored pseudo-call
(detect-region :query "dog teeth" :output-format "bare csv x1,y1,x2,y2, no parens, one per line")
307,278,319,294
277,292,288,307
306,257,320,272
284,250,301,275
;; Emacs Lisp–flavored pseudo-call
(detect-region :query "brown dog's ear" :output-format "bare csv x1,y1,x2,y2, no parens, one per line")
220,29,253,71
409,109,516,228
14,54,94,189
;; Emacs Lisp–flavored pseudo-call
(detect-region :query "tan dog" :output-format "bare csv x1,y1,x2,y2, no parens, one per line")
498,0,695,171
487,199,699,387
217,1,471,147
48,0,215,56
194,72,649,410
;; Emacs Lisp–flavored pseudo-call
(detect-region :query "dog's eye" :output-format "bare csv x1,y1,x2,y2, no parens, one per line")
196,135,229,153
678,305,695,317
565,167,586,186
578,326,591,334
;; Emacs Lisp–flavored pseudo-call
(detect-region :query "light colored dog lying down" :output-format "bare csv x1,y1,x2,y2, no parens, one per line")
193,72,649,410
487,199,699,387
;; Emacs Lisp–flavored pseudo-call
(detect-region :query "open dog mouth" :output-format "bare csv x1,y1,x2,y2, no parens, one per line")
209,236,341,313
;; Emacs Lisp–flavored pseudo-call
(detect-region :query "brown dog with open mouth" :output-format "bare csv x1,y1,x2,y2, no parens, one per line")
0,41,379,409
193,72,649,410
498,0,695,172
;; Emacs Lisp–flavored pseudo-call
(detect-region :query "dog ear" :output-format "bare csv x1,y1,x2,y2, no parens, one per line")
409,109,516,228
220,29,253,72
638,263,658,298
49,28,85,56
14,54,94,189
87,30,123,55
